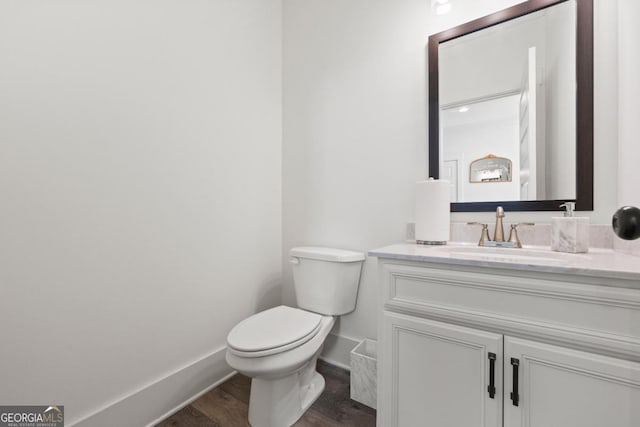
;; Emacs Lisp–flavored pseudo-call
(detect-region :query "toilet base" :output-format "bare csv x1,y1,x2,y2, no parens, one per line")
248,358,325,427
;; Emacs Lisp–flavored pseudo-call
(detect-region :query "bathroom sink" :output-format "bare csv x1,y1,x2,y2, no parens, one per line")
431,245,573,265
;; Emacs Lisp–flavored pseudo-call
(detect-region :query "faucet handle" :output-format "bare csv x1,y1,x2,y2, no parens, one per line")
467,222,491,246
507,223,535,248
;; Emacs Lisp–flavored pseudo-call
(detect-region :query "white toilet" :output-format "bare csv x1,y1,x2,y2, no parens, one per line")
225,246,365,427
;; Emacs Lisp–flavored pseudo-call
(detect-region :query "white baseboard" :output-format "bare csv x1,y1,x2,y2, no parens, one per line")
320,333,360,371
69,336,359,427
70,347,234,427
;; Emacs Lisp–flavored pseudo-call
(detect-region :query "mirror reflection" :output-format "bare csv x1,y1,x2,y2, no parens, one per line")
438,0,577,203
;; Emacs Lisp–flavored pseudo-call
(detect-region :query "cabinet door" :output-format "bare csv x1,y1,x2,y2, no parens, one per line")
379,312,502,427
504,337,640,427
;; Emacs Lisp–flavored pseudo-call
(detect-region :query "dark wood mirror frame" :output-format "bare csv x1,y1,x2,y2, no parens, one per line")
428,0,593,212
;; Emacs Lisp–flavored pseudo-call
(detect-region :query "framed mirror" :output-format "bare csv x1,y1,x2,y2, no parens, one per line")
428,0,593,212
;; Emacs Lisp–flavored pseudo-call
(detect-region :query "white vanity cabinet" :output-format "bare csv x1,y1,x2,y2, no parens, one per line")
373,254,640,427
380,311,503,427
504,337,640,427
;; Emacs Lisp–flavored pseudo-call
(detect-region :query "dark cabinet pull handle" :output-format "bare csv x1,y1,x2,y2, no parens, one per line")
487,352,496,398
510,358,520,406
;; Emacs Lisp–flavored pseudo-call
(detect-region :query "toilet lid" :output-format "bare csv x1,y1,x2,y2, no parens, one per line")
227,306,322,355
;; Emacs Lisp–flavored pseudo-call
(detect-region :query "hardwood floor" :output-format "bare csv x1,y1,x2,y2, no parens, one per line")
156,360,376,427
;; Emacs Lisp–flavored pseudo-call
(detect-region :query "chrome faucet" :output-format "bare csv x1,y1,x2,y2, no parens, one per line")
468,207,534,248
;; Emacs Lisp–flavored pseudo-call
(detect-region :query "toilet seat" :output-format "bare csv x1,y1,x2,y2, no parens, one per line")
227,306,322,358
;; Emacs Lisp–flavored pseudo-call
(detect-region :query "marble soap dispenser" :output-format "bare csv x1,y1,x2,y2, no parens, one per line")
551,202,589,253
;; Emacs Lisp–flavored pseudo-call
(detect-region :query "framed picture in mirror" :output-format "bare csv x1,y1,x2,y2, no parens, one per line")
469,155,512,183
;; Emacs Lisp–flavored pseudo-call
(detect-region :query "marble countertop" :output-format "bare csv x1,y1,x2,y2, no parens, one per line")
368,243,640,282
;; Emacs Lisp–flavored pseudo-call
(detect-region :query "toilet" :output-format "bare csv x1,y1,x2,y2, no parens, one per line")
225,246,365,427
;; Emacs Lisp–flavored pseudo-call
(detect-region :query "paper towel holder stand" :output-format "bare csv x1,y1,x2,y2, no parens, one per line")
415,177,450,245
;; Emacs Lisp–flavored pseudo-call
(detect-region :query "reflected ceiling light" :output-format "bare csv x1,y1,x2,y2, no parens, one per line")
458,106,470,113
432,0,452,15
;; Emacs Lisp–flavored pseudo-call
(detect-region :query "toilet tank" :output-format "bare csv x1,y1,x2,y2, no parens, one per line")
289,247,365,315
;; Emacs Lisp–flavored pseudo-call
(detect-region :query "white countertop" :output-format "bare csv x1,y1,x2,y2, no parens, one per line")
368,243,640,282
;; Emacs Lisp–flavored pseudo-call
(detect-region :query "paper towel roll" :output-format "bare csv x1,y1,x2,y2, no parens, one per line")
415,179,450,244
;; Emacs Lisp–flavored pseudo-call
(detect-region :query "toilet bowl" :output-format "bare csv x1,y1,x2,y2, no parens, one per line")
225,247,365,427
226,306,335,426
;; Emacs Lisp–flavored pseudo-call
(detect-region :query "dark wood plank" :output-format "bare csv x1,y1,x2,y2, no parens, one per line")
155,406,220,427
308,361,376,426
317,360,350,382
157,360,376,426
294,408,339,426
191,388,250,427
218,373,252,405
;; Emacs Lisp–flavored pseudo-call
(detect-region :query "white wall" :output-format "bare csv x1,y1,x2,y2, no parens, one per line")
618,0,640,209
544,1,577,200
442,95,521,202
0,1,282,425
446,118,520,202
616,0,640,255
283,0,431,341
283,0,620,347
439,13,546,106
